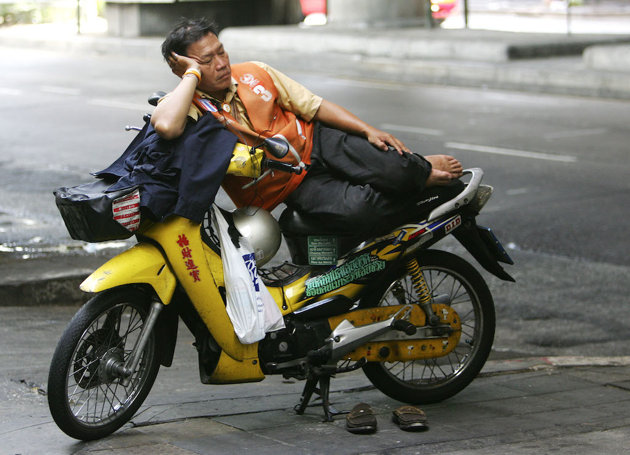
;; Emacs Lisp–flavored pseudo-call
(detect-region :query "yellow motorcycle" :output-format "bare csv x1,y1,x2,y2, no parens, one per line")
47,124,514,441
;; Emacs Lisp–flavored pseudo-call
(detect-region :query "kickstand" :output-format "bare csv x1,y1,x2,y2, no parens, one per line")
294,368,348,422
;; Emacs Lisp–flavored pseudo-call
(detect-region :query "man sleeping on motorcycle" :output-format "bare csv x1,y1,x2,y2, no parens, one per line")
151,17,464,237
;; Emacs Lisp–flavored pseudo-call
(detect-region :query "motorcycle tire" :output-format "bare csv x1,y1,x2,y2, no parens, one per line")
47,287,161,441
361,249,495,404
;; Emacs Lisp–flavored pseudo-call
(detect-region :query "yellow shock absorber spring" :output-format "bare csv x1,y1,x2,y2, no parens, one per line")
406,258,432,304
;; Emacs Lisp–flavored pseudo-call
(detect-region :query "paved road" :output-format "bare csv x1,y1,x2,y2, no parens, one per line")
1,40,629,454
2,45,629,263
1,44,629,357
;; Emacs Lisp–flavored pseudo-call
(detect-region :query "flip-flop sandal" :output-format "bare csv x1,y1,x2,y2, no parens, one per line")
392,405,429,432
346,402,377,434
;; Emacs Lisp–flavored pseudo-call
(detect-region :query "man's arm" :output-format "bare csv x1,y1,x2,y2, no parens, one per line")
314,99,463,184
257,63,409,154
313,99,410,154
151,53,200,140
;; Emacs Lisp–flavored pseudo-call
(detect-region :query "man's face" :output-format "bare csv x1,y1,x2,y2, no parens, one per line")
186,33,231,96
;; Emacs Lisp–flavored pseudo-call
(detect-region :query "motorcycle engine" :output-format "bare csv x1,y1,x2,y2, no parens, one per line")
258,318,331,376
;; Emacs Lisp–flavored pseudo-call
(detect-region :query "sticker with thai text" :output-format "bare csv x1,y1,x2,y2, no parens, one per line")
304,253,385,297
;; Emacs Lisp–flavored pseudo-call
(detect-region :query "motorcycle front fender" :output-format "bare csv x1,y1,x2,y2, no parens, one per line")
80,243,177,304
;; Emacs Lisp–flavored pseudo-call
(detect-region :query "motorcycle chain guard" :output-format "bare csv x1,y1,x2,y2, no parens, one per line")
295,303,461,422
327,304,461,362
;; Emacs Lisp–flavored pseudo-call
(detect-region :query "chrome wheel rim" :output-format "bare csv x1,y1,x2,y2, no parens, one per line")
65,303,151,426
378,265,482,387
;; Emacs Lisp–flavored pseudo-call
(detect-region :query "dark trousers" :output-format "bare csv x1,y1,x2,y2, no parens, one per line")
287,124,463,237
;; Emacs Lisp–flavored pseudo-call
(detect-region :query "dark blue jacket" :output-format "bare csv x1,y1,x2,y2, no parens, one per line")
96,114,237,223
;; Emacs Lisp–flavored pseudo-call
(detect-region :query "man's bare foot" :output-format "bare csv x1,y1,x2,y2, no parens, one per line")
426,155,463,177
426,168,455,187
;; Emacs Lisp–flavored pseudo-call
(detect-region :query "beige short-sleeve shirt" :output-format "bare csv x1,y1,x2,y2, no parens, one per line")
188,62,323,130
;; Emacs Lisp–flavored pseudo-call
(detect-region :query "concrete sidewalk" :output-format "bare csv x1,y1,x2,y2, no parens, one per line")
1,296,629,454
88,358,630,455
1,255,629,453
2,347,630,454
0,252,113,306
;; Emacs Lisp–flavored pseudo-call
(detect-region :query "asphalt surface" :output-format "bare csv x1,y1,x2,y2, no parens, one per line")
1,17,630,454
1,19,629,304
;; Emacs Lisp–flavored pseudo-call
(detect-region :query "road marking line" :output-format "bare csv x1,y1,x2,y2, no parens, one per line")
40,85,81,96
89,99,148,111
445,142,577,163
381,123,444,137
544,128,607,140
0,87,22,96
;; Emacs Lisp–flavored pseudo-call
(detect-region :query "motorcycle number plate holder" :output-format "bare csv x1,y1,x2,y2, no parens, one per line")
307,236,338,265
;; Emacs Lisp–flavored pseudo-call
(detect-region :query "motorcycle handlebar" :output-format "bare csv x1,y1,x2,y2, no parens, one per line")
263,158,304,175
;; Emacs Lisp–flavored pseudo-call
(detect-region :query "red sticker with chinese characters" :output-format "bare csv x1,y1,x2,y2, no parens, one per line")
177,234,201,282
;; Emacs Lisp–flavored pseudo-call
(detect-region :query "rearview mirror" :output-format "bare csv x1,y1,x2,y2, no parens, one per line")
263,137,290,159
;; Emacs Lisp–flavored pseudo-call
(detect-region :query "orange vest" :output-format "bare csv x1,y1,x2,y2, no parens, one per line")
198,63,315,210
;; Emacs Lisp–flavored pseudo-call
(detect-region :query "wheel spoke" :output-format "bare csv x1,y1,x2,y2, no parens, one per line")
369,254,491,393
101,382,120,417
47,289,162,440
429,271,448,297
59,301,154,426
72,383,95,419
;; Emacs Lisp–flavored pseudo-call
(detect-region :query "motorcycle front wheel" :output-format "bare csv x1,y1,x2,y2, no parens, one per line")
47,287,161,440
362,249,495,404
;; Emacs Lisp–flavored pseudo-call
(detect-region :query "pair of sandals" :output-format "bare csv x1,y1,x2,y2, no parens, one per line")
345,403,428,434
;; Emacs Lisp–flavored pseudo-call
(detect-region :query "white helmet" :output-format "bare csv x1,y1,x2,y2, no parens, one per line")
232,206,281,266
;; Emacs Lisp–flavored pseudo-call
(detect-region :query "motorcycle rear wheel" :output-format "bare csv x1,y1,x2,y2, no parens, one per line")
362,249,495,404
47,287,161,440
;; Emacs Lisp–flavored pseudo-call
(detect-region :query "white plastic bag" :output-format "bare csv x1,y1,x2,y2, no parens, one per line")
212,206,284,344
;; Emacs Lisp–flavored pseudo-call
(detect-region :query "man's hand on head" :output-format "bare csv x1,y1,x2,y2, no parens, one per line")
168,52,201,79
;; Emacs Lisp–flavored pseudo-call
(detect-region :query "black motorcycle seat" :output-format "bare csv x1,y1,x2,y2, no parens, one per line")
279,208,341,236
279,181,465,238
279,208,366,264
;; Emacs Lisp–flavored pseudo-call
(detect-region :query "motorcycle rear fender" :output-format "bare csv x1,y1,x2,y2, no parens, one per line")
453,219,515,282
80,243,177,304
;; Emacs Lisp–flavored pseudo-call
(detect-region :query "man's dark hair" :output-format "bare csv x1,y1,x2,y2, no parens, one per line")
161,17,219,61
